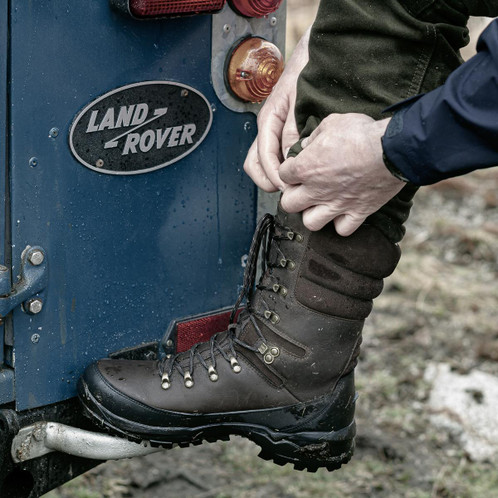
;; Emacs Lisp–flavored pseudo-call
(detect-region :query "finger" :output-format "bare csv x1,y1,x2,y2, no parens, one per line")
281,115,300,158
278,156,306,185
257,120,286,191
280,184,315,213
302,204,341,231
333,213,365,237
243,140,279,192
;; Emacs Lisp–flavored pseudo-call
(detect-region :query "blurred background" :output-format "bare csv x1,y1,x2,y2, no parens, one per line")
46,3,498,497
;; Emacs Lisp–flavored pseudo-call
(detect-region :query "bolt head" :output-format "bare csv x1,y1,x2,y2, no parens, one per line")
29,250,44,266
27,299,43,315
31,333,40,343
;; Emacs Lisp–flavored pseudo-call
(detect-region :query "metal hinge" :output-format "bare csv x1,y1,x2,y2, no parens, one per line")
0,245,48,319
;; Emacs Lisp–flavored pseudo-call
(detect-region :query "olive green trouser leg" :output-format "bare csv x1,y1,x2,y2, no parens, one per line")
290,0,479,243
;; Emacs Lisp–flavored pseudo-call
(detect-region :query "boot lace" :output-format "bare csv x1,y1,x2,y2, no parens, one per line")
158,213,299,389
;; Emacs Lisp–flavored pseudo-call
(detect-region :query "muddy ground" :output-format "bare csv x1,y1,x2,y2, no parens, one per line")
46,5,498,498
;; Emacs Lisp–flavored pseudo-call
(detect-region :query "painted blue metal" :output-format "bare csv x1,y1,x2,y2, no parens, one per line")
0,1,13,405
9,2,257,410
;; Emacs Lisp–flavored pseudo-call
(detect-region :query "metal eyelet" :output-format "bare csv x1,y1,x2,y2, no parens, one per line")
230,356,242,373
184,372,194,388
263,346,280,364
264,353,275,364
272,284,288,297
287,231,303,242
264,310,280,324
208,366,219,382
161,373,171,390
270,313,280,325
279,259,295,270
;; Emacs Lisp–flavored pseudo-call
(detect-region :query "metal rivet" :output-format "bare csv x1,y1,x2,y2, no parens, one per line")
31,333,40,344
223,23,231,33
287,260,296,271
28,250,44,266
280,286,288,297
184,372,194,388
295,233,304,243
270,16,277,26
270,313,280,325
244,121,252,132
29,157,38,168
181,89,189,97
49,127,59,138
240,71,250,79
270,347,280,357
230,357,242,373
95,159,104,168
264,353,274,364
208,366,218,382
26,298,43,315
161,373,171,390
165,339,173,347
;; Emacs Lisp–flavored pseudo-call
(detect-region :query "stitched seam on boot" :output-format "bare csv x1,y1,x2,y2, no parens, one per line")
236,352,293,392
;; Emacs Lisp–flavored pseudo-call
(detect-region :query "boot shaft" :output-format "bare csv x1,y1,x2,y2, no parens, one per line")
239,205,401,400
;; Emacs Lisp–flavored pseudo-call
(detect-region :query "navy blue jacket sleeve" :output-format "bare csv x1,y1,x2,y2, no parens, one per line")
382,19,498,186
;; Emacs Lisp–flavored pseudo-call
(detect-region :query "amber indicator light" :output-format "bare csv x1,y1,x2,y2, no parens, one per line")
229,0,283,18
227,37,284,103
129,0,226,17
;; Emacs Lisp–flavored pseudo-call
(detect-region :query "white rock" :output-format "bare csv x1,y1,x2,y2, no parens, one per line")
425,362,498,462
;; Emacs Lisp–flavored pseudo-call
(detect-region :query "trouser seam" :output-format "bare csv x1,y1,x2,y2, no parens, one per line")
406,24,438,98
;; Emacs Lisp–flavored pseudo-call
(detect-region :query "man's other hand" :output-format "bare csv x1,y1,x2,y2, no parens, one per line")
279,114,406,236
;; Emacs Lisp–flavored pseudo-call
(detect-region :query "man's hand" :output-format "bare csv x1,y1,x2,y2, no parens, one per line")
279,114,406,236
243,28,311,192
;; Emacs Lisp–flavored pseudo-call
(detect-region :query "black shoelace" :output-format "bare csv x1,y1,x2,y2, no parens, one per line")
158,213,294,390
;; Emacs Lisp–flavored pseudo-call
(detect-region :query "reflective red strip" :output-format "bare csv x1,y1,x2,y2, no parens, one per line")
130,0,225,17
176,309,242,353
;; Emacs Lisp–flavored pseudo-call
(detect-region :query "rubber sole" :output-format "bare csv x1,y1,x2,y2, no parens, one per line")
78,378,355,472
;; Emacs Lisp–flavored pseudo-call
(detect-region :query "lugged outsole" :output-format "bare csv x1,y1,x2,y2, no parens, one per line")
78,380,355,473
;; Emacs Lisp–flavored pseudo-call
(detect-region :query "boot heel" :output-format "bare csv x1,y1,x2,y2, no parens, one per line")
255,421,356,472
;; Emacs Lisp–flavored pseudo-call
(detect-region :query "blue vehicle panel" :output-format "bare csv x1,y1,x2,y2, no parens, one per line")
8,2,257,410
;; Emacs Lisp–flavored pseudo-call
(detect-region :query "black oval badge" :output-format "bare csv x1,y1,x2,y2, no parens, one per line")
69,81,213,175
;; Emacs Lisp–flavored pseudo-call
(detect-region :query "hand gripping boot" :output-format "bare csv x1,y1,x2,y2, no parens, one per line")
78,205,400,471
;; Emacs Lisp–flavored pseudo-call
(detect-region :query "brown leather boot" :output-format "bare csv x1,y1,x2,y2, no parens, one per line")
78,205,400,471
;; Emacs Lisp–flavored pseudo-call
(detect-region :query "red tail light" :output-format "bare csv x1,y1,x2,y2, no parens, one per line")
124,0,226,18
227,37,284,103
229,0,283,18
